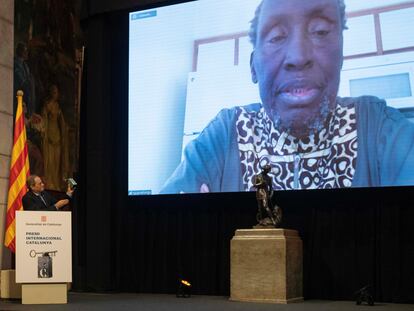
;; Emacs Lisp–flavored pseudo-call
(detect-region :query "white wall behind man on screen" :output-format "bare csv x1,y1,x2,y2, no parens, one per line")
129,3,195,194
128,0,261,194
346,0,413,11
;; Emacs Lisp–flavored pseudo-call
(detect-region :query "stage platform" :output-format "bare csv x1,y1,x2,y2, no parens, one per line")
0,293,413,310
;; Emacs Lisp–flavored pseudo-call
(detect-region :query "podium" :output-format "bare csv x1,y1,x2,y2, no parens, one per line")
15,211,72,304
230,229,303,304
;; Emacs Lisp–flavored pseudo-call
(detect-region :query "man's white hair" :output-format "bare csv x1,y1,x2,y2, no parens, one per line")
249,0,347,47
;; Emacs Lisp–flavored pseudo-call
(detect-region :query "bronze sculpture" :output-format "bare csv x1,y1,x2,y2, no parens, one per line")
253,165,282,227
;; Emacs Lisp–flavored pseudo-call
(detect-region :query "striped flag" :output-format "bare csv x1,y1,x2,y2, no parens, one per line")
4,90,30,252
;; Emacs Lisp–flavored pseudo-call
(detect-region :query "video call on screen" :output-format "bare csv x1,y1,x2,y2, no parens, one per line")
128,0,414,195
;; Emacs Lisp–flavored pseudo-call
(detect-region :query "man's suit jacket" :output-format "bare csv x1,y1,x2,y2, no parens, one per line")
22,190,59,211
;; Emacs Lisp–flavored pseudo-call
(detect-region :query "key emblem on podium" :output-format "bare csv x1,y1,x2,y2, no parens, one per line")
30,250,57,279
38,254,53,278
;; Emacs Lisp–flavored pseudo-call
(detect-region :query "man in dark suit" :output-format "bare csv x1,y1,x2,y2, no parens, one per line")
22,175,74,211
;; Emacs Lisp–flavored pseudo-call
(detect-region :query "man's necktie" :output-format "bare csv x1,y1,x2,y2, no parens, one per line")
39,193,47,207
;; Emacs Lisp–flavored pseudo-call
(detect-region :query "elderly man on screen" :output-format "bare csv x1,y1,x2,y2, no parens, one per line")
22,175,74,211
161,0,414,194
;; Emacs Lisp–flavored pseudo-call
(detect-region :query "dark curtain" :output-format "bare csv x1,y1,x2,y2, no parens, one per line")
76,2,414,303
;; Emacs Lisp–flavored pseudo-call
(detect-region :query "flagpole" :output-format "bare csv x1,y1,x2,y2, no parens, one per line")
4,90,31,253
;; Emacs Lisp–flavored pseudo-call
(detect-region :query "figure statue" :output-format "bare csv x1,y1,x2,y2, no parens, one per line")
253,165,282,227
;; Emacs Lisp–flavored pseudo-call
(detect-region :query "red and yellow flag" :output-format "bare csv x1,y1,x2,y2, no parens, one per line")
4,90,30,252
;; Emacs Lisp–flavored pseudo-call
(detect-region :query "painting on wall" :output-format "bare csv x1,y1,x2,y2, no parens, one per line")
14,0,84,191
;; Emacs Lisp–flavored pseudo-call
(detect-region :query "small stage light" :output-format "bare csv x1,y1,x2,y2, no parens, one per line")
176,278,192,298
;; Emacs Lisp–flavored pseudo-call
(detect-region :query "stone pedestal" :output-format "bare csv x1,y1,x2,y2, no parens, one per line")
230,229,303,304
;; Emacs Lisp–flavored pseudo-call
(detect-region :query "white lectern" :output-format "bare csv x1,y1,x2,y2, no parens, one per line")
15,211,72,304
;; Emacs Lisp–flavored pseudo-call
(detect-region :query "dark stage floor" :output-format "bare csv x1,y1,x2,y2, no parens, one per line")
0,293,413,311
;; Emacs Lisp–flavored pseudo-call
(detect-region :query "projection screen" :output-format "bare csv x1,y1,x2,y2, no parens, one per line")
128,0,414,195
